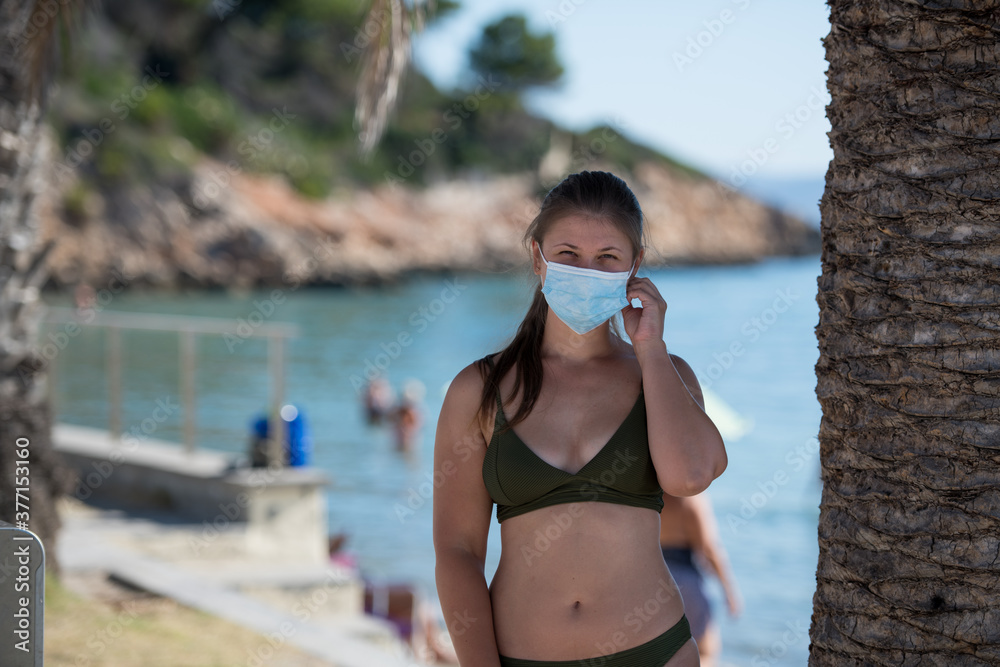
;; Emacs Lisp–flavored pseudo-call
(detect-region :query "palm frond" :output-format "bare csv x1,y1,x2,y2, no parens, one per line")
353,0,434,159
2,0,97,105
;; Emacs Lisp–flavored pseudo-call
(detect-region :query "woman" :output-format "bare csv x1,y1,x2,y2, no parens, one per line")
433,171,728,666
659,492,742,667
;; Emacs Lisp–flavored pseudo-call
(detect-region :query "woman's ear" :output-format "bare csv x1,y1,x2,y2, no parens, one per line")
532,240,544,277
631,247,645,278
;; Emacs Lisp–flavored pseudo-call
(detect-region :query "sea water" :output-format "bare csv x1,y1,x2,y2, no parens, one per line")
44,252,823,665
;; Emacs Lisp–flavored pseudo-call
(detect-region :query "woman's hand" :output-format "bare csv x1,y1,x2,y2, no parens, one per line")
622,276,667,353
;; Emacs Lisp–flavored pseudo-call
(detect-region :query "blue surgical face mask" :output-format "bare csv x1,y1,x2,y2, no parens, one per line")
539,248,635,335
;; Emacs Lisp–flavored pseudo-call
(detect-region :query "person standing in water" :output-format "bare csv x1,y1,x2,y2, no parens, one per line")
392,380,425,452
363,376,395,425
433,171,728,666
659,492,742,667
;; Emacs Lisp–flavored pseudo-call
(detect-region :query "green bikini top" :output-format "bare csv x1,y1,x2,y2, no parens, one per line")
481,356,664,523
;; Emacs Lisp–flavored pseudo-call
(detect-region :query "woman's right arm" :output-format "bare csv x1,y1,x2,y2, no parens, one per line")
432,362,501,666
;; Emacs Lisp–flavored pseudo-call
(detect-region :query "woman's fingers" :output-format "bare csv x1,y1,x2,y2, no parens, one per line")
626,278,667,310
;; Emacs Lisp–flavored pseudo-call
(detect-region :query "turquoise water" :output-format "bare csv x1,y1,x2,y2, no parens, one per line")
43,253,822,665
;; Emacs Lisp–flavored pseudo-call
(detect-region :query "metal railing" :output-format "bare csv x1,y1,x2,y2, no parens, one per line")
41,306,299,466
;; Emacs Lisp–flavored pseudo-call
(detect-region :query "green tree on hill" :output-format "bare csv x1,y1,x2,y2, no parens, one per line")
468,14,564,100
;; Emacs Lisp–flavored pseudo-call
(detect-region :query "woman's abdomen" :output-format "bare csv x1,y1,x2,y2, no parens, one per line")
489,503,686,661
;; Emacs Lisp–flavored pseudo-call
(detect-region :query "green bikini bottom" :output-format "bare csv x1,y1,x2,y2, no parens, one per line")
498,614,691,667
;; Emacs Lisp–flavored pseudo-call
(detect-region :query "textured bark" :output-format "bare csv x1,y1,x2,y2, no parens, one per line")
0,1,86,574
812,1,1000,664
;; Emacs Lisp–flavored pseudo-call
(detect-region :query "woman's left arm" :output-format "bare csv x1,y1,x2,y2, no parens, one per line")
623,276,728,496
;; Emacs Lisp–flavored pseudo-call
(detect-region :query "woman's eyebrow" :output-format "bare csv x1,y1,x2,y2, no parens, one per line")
551,242,623,252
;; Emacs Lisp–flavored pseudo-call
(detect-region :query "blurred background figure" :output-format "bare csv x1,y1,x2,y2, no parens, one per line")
364,376,396,426
417,599,460,665
391,379,425,453
328,532,359,574
659,491,742,667
363,580,459,664
248,414,271,468
73,282,96,311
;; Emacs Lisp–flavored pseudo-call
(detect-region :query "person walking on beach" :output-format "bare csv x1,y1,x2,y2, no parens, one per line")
659,492,742,667
433,171,728,666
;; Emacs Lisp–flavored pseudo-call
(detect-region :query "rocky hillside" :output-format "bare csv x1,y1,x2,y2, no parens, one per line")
34,0,820,291
38,135,819,291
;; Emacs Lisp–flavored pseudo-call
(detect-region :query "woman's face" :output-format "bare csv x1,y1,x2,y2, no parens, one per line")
533,213,642,282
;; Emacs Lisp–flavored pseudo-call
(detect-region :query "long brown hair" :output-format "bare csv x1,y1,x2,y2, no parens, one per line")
476,171,646,431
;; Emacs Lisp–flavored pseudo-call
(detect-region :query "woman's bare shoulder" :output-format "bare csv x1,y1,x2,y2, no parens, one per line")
668,353,705,409
440,355,496,437
450,354,495,391
667,353,696,380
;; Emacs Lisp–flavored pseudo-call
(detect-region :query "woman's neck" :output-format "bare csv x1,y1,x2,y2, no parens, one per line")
539,312,626,364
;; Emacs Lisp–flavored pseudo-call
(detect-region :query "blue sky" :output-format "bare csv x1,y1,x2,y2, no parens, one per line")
413,0,833,183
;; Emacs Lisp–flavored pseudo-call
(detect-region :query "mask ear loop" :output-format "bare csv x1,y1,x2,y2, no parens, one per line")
628,246,646,280
625,255,640,309
534,242,550,290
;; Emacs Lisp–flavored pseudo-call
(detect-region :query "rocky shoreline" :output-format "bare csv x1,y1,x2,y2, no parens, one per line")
39,148,820,292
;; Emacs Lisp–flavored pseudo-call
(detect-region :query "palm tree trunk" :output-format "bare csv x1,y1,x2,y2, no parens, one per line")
0,0,87,574
811,1,1000,663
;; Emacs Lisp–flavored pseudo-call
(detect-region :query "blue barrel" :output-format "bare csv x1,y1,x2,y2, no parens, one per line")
249,404,311,467
284,405,311,467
